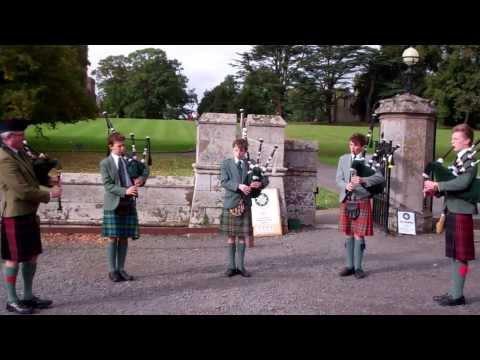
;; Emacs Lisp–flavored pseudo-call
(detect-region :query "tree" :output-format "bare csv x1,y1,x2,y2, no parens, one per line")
284,77,326,121
298,45,372,123
95,48,196,119
425,45,480,127
236,69,279,115
0,45,98,125
233,45,305,118
197,75,239,114
93,54,130,117
352,45,443,121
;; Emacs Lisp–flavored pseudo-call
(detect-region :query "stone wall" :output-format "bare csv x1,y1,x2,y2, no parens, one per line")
284,139,318,226
14,173,194,227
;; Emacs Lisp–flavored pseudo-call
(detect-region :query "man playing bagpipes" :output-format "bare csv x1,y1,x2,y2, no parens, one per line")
424,124,477,306
336,133,385,279
0,118,62,314
219,138,269,277
100,132,149,283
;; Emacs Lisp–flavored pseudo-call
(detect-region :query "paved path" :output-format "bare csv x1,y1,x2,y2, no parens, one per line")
1,229,479,315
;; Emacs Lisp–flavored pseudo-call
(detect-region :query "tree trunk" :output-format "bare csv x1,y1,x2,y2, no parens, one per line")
365,77,376,123
463,111,470,125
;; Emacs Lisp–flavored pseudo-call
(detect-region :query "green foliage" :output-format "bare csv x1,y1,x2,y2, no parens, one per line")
0,45,98,124
94,48,197,119
197,75,239,114
315,187,339,209
233,45,305,117
425,45,480,127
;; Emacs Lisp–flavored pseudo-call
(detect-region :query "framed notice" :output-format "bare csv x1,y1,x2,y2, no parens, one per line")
251,188,283,237
398,211,416,235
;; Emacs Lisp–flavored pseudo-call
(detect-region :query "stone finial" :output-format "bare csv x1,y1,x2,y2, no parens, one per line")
246,114,287,128
197,113,237,125
375,93,436,115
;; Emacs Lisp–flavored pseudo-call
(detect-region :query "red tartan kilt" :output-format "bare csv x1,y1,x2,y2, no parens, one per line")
339,199,373,237
1,214,42,261
445,212,475,261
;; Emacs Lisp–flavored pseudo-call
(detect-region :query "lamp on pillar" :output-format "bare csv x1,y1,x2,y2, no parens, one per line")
402,46,420,94
239,108,245,128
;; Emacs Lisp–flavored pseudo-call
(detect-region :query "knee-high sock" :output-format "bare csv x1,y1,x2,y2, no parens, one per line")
3,264,19,303
107,239,118,272
227,242,236,269
21,261,37,301
236,242,246,271
117,239,128,271
345,237,354,269
354,237,366,270
450,260,468,299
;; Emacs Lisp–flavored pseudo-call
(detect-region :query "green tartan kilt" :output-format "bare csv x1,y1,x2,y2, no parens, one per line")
219,207,253,237
101,204,139,240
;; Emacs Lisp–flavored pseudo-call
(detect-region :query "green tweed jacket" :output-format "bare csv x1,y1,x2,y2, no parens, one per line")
437,160,478,215
220,158,269,209
99,155,149,211
0,146,50,217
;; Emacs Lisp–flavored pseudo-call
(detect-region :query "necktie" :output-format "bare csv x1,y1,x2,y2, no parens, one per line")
237,160,243,178
118,157,128,187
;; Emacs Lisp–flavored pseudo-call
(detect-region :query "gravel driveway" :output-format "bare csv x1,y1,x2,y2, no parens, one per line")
2,228,480,315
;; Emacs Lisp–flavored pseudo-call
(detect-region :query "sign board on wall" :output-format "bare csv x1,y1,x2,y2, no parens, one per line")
251,188,283,237
398,211,416,235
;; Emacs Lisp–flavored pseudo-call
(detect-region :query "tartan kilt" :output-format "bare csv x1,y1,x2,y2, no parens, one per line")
445,212,475,261
219,207,253,237
339,199,373,237
101,201,139,240
1,214,42,261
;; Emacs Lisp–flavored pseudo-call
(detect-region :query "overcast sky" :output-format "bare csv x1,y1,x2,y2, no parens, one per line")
88,45,252,106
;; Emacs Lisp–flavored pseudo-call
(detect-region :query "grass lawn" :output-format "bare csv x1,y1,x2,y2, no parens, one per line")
285,123,456,166
48,152,195,176
315,187,339,209
26,118,196,153
26,119,457,175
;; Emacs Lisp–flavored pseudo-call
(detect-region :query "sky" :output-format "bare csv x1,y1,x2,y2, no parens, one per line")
88,45,252,106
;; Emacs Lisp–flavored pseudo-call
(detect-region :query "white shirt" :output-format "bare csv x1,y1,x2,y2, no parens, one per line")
110,153,122,169
234,157,243,167
110,153,133,187
457,148,469,160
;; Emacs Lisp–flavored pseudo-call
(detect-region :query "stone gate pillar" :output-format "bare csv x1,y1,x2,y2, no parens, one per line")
246,114,289,233
375,93,436,234
189,113,237,227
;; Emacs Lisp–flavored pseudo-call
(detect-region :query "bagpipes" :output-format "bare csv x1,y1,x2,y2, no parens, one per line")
423,139,480,203
22,140,63,211
343,114,399,203
241,126,278,199
103,112,152,184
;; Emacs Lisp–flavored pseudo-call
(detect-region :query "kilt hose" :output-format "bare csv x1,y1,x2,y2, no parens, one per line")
339,199,373,237
445,212,475,261
102,199,139,240
219,207,253,237
1,213,42,262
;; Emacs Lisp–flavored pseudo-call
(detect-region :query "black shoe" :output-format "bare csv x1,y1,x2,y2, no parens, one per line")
354,269,367,279
6,301,34,315
118,270,134,281
224,268,237,277
438,295,466,307
237,268,251,277
108,271,122,282
339,267,355,277
21,296,53,309
433,293,450,302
